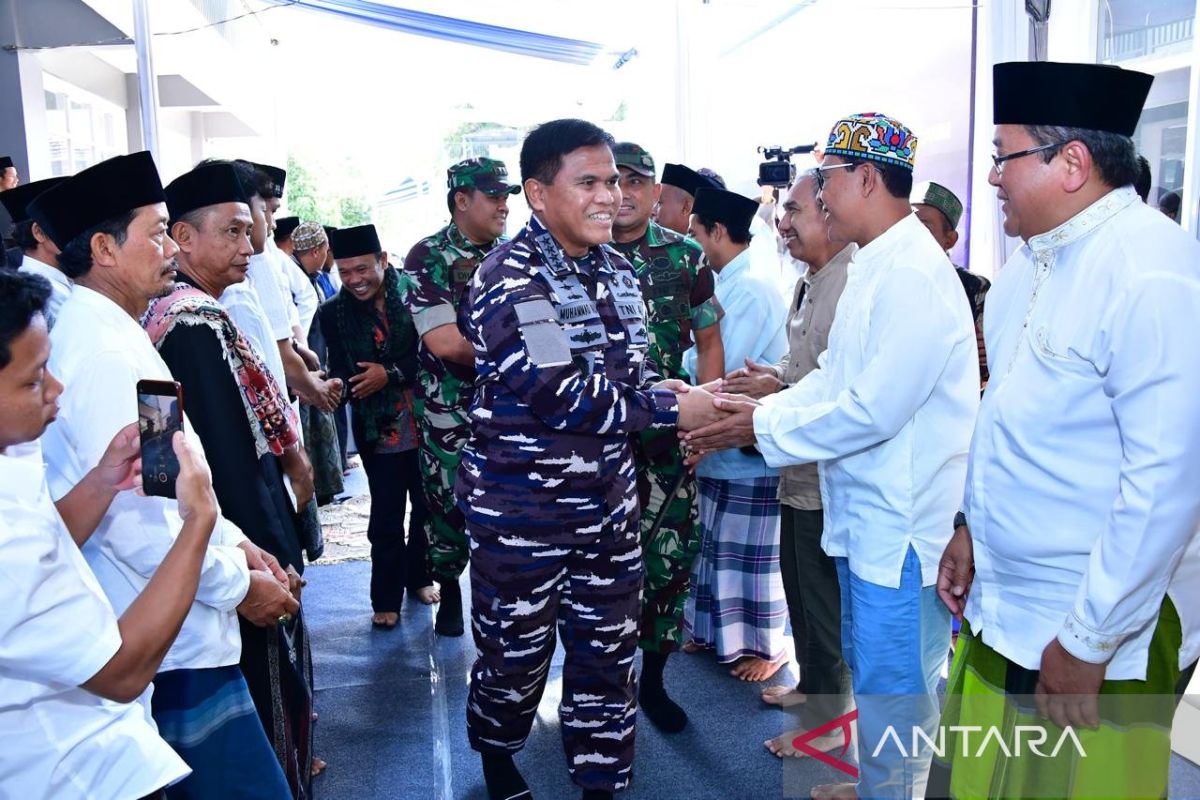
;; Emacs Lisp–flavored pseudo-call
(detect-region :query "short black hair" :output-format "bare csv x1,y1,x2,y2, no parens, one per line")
520,119,615,185
1134,155,1152,202
10,219,38,252
694,213,753,245
0,270,51,369
55,209,137,280
1025,125,1140,190
1159,190,1181,217
447,186,474,215
842,157,913,199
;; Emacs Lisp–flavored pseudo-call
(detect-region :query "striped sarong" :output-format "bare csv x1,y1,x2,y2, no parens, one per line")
928,599,1194,800
685,475,786,663
151,665,290,798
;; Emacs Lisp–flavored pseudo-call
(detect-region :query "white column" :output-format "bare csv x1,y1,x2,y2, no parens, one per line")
131,0,160,159
967,0,1031,278
1181,27,1200,237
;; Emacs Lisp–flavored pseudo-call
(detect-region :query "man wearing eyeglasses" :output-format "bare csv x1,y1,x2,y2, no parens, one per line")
929,61,1200,800
684,112,979,800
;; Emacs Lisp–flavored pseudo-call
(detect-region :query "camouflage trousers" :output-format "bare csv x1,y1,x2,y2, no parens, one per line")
466,517,643,793
417,419,469,580
635,449,701,654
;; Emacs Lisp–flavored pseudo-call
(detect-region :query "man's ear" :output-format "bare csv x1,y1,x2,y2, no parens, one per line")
170,221,194,253
524,178,546,213
454,189,471,214
378,251,389,268
681,196,694,217
653,183,663,204
1059,140,1092,194
859,163,880,198
90,230,120,268
945,229,960,251
31,221,50,245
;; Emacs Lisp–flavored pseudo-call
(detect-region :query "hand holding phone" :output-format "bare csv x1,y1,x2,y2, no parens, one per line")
137,380,185,499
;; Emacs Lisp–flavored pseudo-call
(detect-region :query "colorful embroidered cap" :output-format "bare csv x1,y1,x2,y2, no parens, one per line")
613,142,655,178
911,180,963,230
824,112,918,171
292,221,327,252
447,157,520,195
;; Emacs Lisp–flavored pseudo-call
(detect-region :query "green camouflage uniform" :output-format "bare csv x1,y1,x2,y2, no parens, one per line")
611,142,724,653
400,157,518,580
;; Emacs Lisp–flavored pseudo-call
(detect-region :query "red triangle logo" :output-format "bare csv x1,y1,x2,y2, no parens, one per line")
791,709,859,779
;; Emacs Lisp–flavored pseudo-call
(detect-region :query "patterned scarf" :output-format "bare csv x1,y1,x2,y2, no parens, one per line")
330,266,416,446
142,281,300,458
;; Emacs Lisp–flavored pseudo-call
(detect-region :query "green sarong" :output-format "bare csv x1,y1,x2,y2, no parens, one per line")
929,599,1193,800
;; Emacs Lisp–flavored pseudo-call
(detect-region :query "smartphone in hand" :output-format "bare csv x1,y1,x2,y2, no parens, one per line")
136,379,184,499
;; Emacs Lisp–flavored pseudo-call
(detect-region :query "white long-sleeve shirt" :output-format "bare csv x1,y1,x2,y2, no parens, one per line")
0,446,189,799
963,186,1200,679
18,255,71,329
753,213,979,588
42,286,250,673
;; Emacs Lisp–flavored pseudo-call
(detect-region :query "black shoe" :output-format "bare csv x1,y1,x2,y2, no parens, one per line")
435,578,464,637
482,753,531,800
639,681,689,733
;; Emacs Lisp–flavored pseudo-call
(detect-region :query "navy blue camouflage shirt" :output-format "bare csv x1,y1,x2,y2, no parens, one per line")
455,215,679,536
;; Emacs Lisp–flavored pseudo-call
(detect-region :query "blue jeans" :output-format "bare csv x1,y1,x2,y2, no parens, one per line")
836,546,950,799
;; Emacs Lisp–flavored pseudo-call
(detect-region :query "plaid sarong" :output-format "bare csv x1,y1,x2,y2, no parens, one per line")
685,475,786,662
928,599,1192,800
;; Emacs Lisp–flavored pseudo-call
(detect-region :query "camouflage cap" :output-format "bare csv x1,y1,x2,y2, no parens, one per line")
447,157,520,196
911,180,963,230
613,142,655,178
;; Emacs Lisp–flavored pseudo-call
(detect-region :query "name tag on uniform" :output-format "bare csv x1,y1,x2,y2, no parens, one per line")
515,298,571,367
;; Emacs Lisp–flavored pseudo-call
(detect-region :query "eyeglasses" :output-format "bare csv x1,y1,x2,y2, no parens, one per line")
815,162,858,191
990,142,1061,175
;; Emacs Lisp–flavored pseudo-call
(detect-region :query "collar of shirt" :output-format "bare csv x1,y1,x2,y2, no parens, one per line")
527,214,616,277
0,442,47,502
71,283,147,333
20,255,72,290
445,221,493,258
714,246,752,285
1027,185,1138,257
805,243,856,290
849,212,924,270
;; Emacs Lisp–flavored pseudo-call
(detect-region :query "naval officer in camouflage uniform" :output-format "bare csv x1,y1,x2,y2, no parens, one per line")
609,142,725,734
457,119,724,800
401,157,519,637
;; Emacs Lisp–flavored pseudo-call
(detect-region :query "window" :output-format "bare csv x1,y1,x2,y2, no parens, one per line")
43,73,127,177
1098,0,1196,63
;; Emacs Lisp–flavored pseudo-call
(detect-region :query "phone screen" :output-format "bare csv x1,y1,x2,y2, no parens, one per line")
137,380,184,499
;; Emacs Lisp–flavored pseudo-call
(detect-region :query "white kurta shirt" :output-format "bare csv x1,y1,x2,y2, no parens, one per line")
270,240,318,334
0,446,189,799
42,286,250,672
753,213,979,588
247,249,295,342
963,186,1200,679
18,255,71,329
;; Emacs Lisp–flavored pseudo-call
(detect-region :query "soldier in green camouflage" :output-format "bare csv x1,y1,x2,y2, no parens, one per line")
400,157,519,636
610,142,725,734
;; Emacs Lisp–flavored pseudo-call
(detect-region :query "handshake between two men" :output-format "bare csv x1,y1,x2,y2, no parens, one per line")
655,357,784,456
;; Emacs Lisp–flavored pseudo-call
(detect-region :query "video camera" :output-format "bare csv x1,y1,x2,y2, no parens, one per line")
757,144,817,188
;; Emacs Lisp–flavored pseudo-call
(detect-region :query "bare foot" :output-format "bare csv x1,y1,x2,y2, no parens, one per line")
414,585,440,605
811,782,857,800
764,729,844,758
681,640,705,654
311,711,319,722
730,656,787,681
371,612,398,628
761,685,807,708
310,756,327,777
